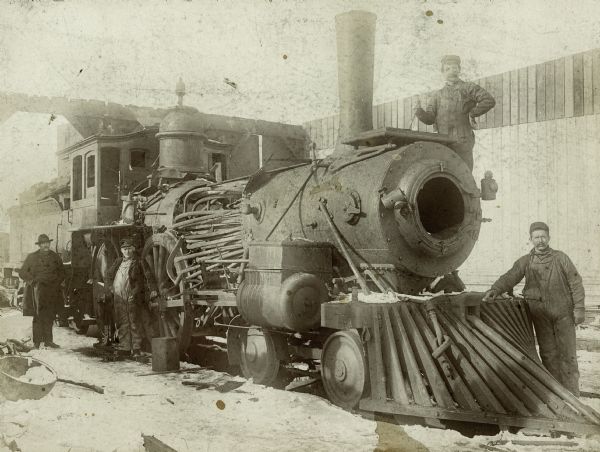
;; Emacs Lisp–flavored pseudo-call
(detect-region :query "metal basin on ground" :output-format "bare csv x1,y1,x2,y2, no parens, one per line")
0,355,57,401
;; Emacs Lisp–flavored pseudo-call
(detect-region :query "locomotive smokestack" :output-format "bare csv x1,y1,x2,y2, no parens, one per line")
334,10,377,154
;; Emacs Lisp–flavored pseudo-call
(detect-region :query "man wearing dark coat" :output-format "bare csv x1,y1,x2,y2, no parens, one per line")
19,234,65,348
414,55,496,170
105,237,156,355
483,222,585,396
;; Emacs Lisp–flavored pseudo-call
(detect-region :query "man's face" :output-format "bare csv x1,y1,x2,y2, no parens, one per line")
39,241,51,252
121,245,135,259
530,230,550,252
443,63,461,81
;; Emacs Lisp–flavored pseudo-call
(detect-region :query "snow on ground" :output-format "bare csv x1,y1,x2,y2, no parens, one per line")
2,307,600,452
0,310,377,452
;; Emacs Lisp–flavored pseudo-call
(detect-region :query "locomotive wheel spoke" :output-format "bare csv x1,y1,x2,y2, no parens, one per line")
321,329,367,410
143,232,192,357
240,327,281,385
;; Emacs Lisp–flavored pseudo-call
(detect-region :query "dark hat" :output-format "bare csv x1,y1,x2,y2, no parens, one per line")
529,221,549,235
35,234,53,245
441,55,461,68
119,237,135,248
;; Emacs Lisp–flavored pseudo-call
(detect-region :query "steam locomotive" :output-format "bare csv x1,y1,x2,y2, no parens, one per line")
8,10,600,436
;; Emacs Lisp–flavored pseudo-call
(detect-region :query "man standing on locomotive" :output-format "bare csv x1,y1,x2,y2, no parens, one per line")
414,55,495,170
105,237,155,355
19,234,65,349
483,222,585,396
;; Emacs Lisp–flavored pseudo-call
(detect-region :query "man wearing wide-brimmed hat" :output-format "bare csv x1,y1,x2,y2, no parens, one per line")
414,55,496,170
19,234,66,348
483,222,585,396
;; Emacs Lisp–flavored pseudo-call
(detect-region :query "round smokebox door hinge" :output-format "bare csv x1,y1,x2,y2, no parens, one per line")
240,199,265,223
342,190,362,224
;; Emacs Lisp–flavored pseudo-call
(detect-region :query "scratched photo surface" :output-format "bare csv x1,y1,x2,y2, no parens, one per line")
1,1,600,451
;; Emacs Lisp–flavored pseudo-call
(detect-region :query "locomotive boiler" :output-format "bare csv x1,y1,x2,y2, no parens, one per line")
76,10,600,436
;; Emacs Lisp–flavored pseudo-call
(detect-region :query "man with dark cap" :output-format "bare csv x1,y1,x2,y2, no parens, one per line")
414,55,496,170
19,234,65,348
483,222,585,396
105,237,155,355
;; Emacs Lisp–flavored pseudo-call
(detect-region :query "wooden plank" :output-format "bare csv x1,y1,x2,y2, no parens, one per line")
545,61,555,120
377,103,386,128
359,399,600,436
368,308,387,400
584,50,594,115
573,53,584,116
483,76,494,127
510,71,519,125
387,306,428,405
594,49,600,114
494,74,504,128
401,305,459,409
518,68,528,124
565,55,574,117
390,99,398,128
536,63,546,121
502,72,511,126
554,58,565,119
437,311,530,416
451,314,554,418
333,115,339,147
478,78,487,129
384,101,393,127
380,307,411,404
527,65,536,123
397,98,405,129
467,315,586,421
403,97,411,129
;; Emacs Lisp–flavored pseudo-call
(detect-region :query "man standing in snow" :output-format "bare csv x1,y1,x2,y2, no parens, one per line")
19,234,65,349
414,55,495,170
105,237,155,355
483,222,585,396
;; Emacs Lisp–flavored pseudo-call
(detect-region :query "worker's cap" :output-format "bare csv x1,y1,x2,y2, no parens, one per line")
529,221,549,235
35,234,53,245
119,237,135,248
441,55,461,69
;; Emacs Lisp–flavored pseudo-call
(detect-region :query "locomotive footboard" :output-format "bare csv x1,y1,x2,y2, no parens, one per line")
320,293,600,436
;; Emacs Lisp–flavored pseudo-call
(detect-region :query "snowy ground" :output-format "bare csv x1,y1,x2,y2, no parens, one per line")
1,308,600,452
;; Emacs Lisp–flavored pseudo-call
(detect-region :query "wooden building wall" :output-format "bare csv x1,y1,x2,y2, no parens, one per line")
303,49,600,298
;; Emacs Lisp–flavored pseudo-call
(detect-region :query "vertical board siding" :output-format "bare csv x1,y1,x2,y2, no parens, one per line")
536,63,546,121
573,53,584,116
583,51,594,116
545,61,555,120
555,58,565,119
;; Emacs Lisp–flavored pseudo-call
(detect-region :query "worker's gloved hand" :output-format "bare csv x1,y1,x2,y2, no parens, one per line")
482,289,498,302
149,290,158,300
574,308,586,325
462,99,477,114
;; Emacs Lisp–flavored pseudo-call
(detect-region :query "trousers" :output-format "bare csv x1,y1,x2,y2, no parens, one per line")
114,295,155,352
32,282,60,345
448,138,475,170
529,302,580,396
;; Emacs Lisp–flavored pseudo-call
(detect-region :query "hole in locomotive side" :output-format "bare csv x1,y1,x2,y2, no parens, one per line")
416,177,465,239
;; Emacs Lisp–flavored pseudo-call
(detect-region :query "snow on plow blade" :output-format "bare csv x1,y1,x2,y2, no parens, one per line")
321,293,600,436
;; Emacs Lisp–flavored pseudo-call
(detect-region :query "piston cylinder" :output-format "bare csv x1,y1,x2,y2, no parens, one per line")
237,241,332,331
